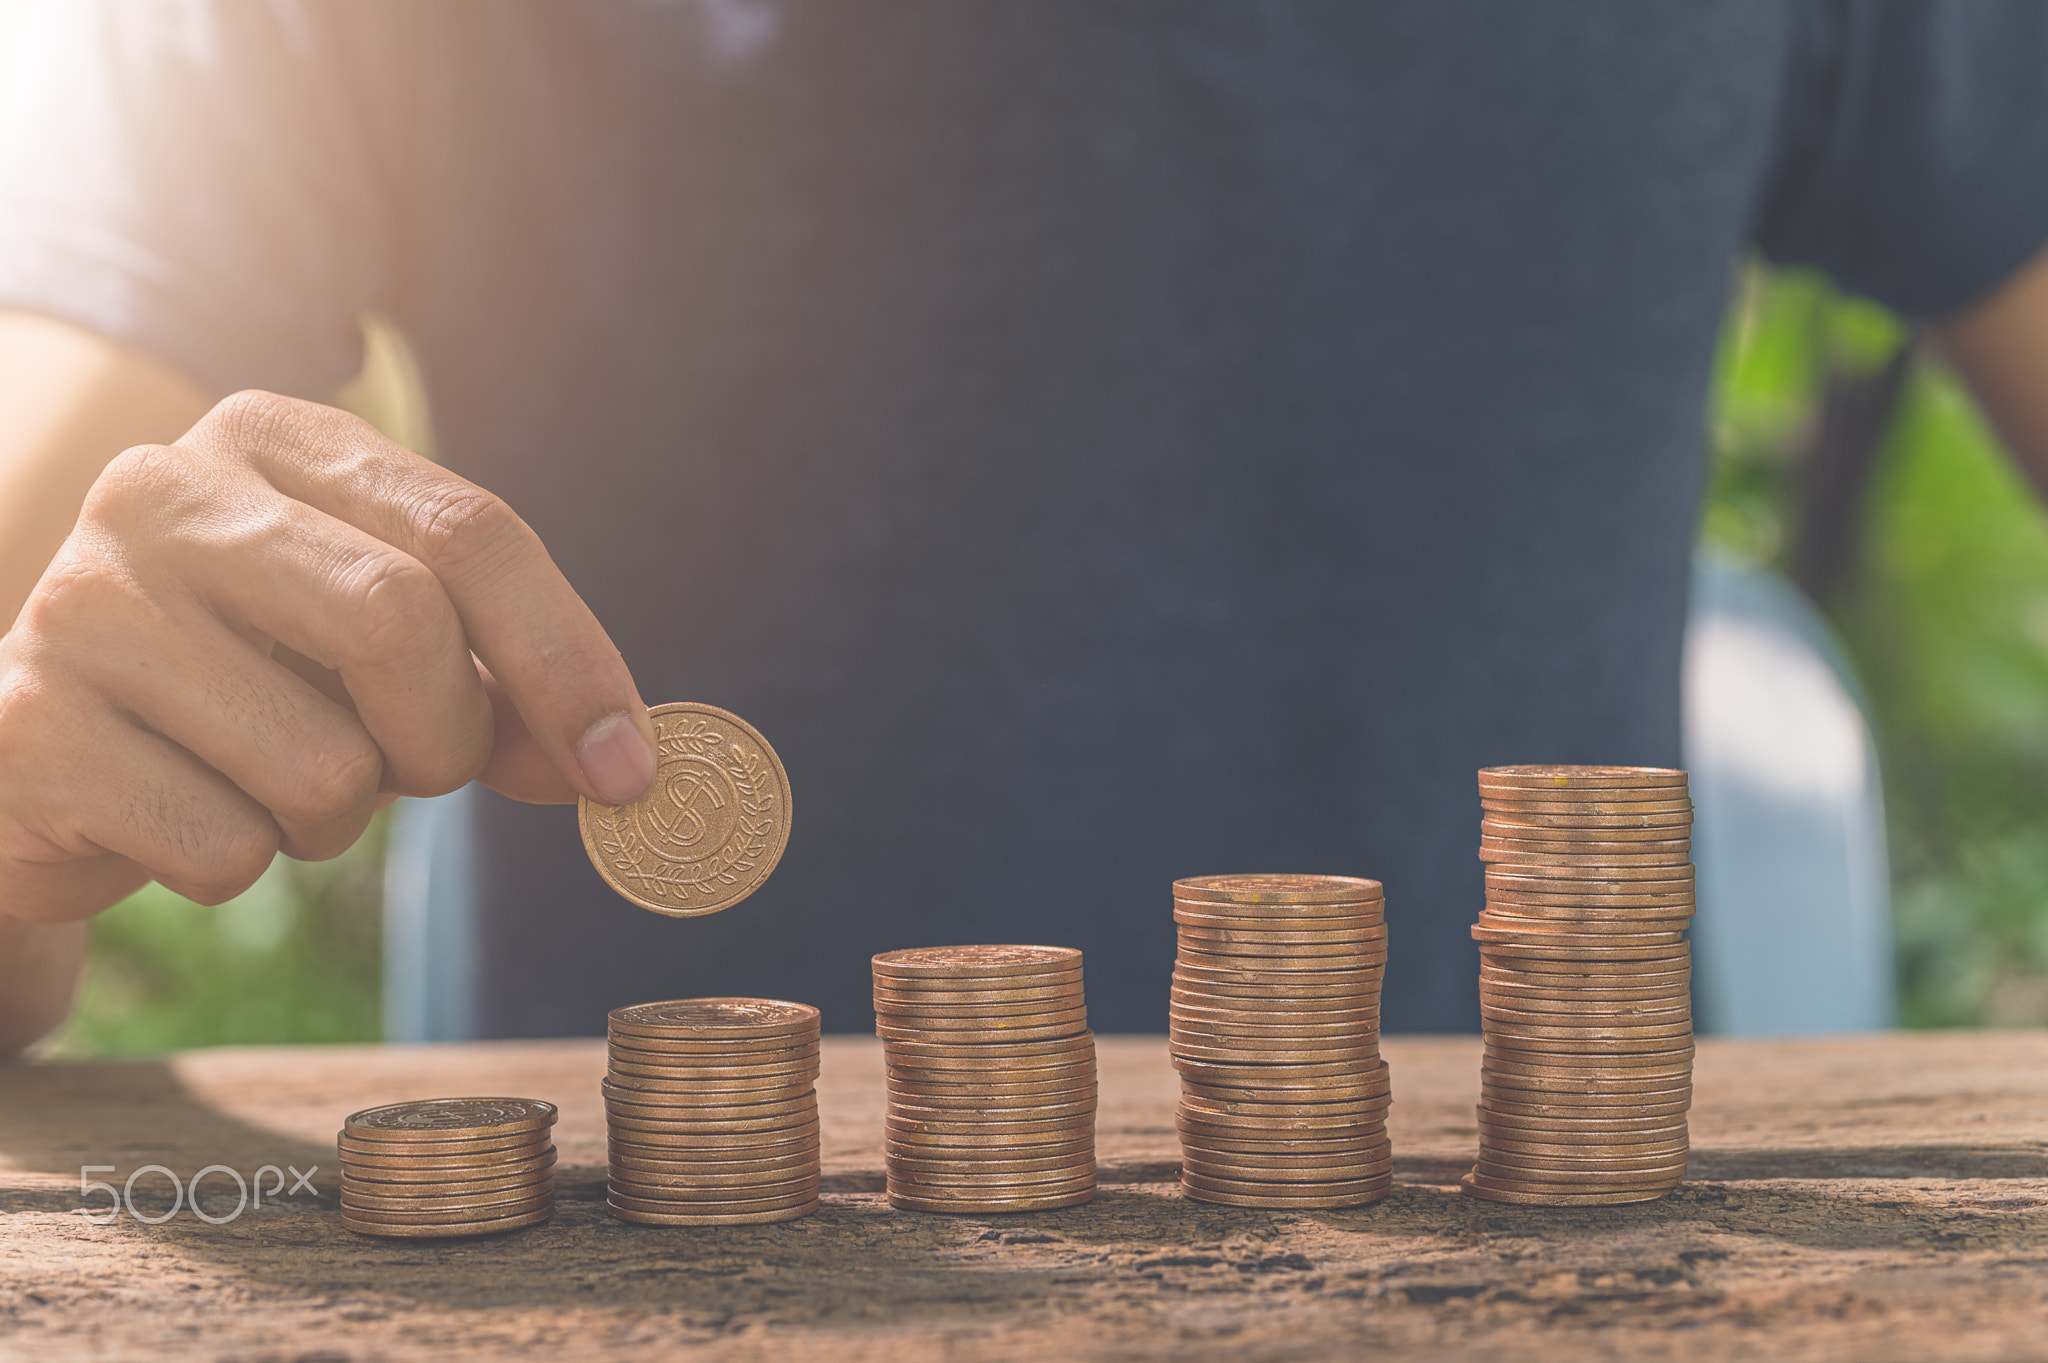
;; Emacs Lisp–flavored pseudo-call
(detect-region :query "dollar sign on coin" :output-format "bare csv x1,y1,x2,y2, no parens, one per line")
579,702,792,917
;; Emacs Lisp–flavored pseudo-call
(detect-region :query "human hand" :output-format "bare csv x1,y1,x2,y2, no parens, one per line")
0,390,656,923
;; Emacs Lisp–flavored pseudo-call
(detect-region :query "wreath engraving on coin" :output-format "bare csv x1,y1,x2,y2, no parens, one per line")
580,702,792,916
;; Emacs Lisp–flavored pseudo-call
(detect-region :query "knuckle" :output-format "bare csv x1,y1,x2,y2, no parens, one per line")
394,723,491,800
0,676,67,802
0,821,57,871
177,823,279,906
337,552,451,668
3,570,136,708
136,788,276,906
81,444,196,531
0,687,26,769
200,388,303,453
282,818,374,865
285,733,384,829
409,484,521,572
0,666,56,739
24,549,136,628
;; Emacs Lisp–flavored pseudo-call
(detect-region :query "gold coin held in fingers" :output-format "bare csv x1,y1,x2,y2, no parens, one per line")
579,702,792,917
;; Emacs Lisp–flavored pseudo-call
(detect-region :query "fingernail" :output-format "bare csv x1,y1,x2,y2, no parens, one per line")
576,712,656,804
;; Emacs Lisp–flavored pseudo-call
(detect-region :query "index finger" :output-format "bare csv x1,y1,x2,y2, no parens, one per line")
180,391,657,805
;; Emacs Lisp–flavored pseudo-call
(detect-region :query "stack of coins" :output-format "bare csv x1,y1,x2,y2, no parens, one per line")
1464,765,1695,1207
873,946,1098,1213
604,998,823,1226
1169,875,1393,1209
338,1098,557,1238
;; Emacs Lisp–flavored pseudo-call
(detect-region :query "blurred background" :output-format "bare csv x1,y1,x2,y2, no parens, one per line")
36,262,2048,1054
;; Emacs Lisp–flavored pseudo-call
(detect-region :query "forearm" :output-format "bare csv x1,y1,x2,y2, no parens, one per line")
1936,243,2048,502
0,311,213,621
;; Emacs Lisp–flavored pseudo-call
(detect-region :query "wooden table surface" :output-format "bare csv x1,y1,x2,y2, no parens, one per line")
2,1032,2045,1361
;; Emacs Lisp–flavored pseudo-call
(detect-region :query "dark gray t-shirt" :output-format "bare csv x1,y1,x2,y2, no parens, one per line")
4,2,2046,1033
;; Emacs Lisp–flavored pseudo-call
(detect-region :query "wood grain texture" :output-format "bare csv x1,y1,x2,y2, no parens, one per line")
3,1033,2045,1361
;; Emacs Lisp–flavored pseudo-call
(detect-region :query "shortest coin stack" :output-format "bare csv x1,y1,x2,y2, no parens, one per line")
605,998,824,1226
875,946,1098,1213
338,1098,558,1238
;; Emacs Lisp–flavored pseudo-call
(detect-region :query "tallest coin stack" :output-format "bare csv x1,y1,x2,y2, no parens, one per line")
1464,766,1695,1207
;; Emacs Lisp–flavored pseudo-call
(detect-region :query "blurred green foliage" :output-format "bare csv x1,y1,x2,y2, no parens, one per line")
1707,266,2048,1026
45,828,384,1055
